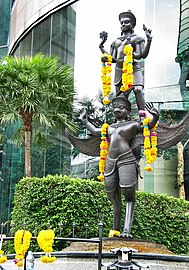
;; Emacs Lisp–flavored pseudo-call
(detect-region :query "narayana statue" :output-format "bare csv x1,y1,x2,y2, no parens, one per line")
99,10,152,115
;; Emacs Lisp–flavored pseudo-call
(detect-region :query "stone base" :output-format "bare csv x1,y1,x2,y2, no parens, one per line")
63,238,174,255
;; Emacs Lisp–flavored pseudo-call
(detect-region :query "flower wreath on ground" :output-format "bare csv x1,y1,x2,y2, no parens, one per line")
37,229,56,263
14,230,32,267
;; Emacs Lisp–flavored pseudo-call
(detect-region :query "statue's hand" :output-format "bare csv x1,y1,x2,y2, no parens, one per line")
79,109,88,124
145,102,159,117
143,24,152,40
100,31,108,42
99,31,108,48
101,55,108,63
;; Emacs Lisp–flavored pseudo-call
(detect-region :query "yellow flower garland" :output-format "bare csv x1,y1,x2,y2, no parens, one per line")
0,234,7,264
143,117,158,171
0,249,7,264
120,44,134,92
14,230,32,267
101,53,112,105
97,123,109,181
37,229,56,263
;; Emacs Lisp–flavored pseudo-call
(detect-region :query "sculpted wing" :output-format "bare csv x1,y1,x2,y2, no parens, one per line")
132,112,189,150
157,112,189,149
66,131,100,157
67,112,189,158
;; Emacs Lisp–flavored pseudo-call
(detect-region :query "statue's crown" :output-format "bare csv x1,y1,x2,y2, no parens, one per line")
119,10,136,27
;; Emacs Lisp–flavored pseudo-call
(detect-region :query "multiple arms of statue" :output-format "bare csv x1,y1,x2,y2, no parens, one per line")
99,24,152,61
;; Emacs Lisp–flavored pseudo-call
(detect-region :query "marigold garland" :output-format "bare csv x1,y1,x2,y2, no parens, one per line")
120,44,134,92
14,230,32,267
97,123,109,181
0,249,7,264
37,229,56,264
143,117,158,172
0,234,7,265
101,53,112,105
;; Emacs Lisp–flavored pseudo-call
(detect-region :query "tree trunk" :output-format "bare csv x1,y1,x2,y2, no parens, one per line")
177,142,185,199
21,109,33,178
25,130,31,177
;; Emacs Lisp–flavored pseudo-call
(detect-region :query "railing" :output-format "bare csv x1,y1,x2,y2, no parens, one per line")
0,222,103,270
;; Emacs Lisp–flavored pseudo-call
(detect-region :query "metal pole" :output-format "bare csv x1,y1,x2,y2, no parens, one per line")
23,251,28,270
72,223,76,238
85,224,89,239
98,221,103,270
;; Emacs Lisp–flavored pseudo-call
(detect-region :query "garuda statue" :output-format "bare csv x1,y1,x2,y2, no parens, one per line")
67,96,189,238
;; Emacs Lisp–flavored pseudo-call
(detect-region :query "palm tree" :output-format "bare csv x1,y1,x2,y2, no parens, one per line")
0,53,76,177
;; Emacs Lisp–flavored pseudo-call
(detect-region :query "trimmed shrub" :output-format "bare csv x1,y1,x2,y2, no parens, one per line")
133,192,189,254
11,175,189,254
11,175,112,239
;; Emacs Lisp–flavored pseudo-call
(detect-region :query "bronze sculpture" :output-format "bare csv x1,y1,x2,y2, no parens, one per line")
99,10,152,114
78,97,159,237
67,10,189,238
67,99,189,237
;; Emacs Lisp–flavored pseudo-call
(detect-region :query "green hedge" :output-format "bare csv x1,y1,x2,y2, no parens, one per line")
11,175,189,254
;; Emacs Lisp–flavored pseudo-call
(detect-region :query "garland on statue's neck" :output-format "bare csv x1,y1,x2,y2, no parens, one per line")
97,123,109,181
143,117,158,172
101,53,112,105
14,230,32,267
98,53,112,180
37,229,56,263
120,44,134,92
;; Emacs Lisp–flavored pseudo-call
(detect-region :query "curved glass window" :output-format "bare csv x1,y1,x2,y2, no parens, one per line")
13,6,76,67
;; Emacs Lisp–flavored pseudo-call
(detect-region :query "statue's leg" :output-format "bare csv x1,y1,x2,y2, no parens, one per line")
120,187,136,238
117,162,137,238
105,172,121,234
106,187,122,232
133,85,145,111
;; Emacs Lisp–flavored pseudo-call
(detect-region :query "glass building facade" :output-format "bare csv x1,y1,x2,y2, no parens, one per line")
139,0,189,199
12,6,76,66
0,0,77,225
0,0,12,58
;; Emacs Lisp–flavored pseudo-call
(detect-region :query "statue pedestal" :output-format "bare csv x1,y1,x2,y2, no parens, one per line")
64,237,174,255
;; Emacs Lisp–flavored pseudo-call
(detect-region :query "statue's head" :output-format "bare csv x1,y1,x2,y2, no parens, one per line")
119,10,136,28
112,95,131,111
112,95,131,121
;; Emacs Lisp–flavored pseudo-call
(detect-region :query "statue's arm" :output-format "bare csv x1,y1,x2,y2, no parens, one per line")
80,110,101,136
99,31,117,63
99,31,108,54
142,38,152,59
141,24,152,59
137,103,159,132
84,121,101,136
110,42,118,63
133,25,152,60
147,105,159,129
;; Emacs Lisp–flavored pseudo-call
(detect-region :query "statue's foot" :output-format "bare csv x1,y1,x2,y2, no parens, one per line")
108,230,120,237
119,230,132,238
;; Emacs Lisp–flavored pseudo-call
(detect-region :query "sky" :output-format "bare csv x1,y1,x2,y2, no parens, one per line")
74,0,145,99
